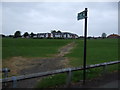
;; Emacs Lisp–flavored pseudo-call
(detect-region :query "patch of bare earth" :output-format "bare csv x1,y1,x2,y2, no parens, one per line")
3,42,76,88
57,42,76,57
3,57,48,76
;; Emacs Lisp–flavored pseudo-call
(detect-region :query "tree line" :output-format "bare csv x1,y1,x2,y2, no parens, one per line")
13,30,63,38
2,30,64,38
1,30,107,39
2,31,35,38
14,31,35,38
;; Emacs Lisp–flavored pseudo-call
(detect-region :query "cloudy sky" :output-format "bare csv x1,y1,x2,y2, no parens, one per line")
1,2,118,37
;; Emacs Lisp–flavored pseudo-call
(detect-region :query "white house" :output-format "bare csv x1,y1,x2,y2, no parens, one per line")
34,32,78,39
37,33,51,38
62,32,78,39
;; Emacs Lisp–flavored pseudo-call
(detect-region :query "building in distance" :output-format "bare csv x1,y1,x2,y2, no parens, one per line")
107,34,120,38
34,32,79,39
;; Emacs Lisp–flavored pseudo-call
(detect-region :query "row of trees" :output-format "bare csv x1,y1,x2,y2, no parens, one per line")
14,30,63,38
14,31,35,38
51,30,62,33
2,30,107,38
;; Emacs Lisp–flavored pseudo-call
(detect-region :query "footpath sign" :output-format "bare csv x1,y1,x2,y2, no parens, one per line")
77,11,86,20
77,8,88,85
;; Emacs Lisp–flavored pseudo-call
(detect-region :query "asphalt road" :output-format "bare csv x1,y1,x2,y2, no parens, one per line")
69,71,119,88
98,80,119,88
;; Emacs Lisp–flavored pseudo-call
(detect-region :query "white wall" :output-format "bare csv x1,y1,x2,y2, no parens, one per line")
55,34,61,37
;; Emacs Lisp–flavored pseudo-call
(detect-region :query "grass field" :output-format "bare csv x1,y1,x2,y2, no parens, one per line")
65,38,118,67
36,38,119,88
2,38,73,59
2,38,119,88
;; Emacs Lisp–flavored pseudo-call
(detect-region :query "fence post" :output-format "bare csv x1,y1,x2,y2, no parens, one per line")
12,76,17,88
66,68,72,87
4,68,9,78
3,68,9,88
102,64,107,75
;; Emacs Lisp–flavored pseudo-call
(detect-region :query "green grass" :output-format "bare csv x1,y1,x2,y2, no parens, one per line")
36,65,118,88
2,38,73,59
66,38,118,66
36,73,67,88
36,38,119,88
2,38,119,88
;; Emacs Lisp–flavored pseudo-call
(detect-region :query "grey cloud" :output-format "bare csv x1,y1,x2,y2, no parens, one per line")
2,2,118,36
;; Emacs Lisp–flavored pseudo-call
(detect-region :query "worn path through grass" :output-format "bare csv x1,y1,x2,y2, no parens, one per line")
6,41,76,88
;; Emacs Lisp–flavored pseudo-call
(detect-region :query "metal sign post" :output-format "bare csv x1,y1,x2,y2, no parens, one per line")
77,8,88,85
83,8,88,85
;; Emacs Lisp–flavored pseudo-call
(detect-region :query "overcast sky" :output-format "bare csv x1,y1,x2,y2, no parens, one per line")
1,2,118,36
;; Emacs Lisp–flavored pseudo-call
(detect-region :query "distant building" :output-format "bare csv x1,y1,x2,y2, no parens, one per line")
36,33,51,38
107,34,120,38
62,32,78,39
52,32,62,38
34,32,79,39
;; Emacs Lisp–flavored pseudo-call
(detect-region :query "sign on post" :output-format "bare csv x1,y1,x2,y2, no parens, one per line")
77,11,86,20
77,8,88,85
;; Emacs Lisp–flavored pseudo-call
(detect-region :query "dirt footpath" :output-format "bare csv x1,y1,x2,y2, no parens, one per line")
20,42,76,75
3,42,76,88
